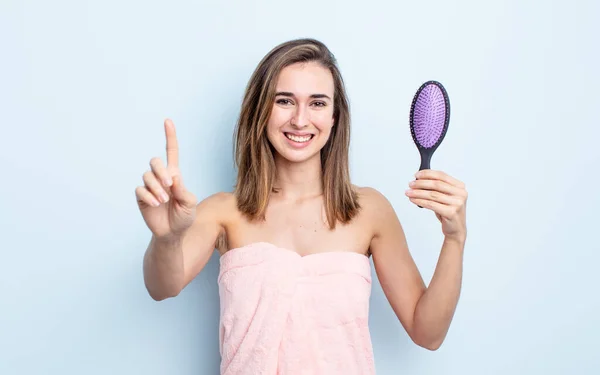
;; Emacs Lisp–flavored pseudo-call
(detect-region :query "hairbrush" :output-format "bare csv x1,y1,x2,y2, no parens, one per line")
409,80,450,171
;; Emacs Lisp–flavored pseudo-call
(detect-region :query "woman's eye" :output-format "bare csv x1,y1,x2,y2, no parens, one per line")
276,99,326,107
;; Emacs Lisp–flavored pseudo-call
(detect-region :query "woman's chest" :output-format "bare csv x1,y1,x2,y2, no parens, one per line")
225,201,373,256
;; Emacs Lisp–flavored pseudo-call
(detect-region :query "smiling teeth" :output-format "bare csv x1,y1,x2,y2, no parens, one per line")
286,133,312,143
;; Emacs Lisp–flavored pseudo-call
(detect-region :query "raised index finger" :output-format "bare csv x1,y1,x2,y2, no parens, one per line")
164,119,179,167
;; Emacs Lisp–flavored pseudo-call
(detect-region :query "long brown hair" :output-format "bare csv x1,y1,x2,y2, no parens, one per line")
233,38,360,229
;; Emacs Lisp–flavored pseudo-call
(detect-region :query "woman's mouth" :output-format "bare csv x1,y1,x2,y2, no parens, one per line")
284,132,314,148
285,133,313,142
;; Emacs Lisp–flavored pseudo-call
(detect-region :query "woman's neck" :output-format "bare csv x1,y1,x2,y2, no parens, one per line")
273,154,323,200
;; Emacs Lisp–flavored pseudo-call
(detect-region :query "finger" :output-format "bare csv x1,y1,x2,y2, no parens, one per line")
415,169,465,188
135,186,160,207
405,188,460,205
409,178,464,197
171,175,197,208
164,119,179,168
150,157,173,187
409,197,454,217
143,170,170,204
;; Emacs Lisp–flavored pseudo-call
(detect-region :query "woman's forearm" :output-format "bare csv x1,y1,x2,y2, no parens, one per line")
412,236,466,350
143,235,185,301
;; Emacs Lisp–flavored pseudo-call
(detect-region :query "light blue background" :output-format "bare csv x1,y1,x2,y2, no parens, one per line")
1,0,598,374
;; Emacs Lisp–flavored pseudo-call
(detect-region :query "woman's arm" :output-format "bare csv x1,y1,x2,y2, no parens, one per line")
364,171,468,350
143,192,231,300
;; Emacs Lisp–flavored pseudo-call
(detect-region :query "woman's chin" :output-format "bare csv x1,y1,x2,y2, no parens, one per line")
274,145,320,164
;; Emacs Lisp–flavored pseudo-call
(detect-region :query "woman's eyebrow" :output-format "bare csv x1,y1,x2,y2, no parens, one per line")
275,92,332,100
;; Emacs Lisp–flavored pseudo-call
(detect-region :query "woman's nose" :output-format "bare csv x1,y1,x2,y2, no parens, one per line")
291,105,309,127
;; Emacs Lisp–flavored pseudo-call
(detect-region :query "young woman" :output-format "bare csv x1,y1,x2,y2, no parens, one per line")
137,38,468,374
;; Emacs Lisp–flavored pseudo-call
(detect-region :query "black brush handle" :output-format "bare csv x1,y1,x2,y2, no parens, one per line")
419,148,432,171
416,148,433,208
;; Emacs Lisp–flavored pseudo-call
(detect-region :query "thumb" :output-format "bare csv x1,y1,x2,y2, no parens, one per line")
171,175,196,208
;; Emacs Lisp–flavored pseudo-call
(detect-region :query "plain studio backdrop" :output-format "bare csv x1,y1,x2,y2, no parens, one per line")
1,0,598,374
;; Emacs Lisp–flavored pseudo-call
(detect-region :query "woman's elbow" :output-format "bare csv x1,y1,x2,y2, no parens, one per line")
419,339,443,351
409,329,445,351
147,286,180,301
144,278,181,301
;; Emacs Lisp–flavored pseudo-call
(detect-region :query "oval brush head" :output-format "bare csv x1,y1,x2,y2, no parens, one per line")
409,80,450,171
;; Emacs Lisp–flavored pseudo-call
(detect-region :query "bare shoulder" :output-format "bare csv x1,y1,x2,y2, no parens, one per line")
196,190,236,210
193,191,238,252
194,191,237,223
355,186,396,216
353,185,401,238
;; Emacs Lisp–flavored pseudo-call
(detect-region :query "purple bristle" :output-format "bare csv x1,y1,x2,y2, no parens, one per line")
412,83,447,148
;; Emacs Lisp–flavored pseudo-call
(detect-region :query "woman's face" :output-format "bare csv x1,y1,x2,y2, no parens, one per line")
266,61,335,164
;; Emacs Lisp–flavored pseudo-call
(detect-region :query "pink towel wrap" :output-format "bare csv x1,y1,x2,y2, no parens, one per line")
218,242,376,375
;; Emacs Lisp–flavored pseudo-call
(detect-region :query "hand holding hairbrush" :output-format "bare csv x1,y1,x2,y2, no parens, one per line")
407,80,451,209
